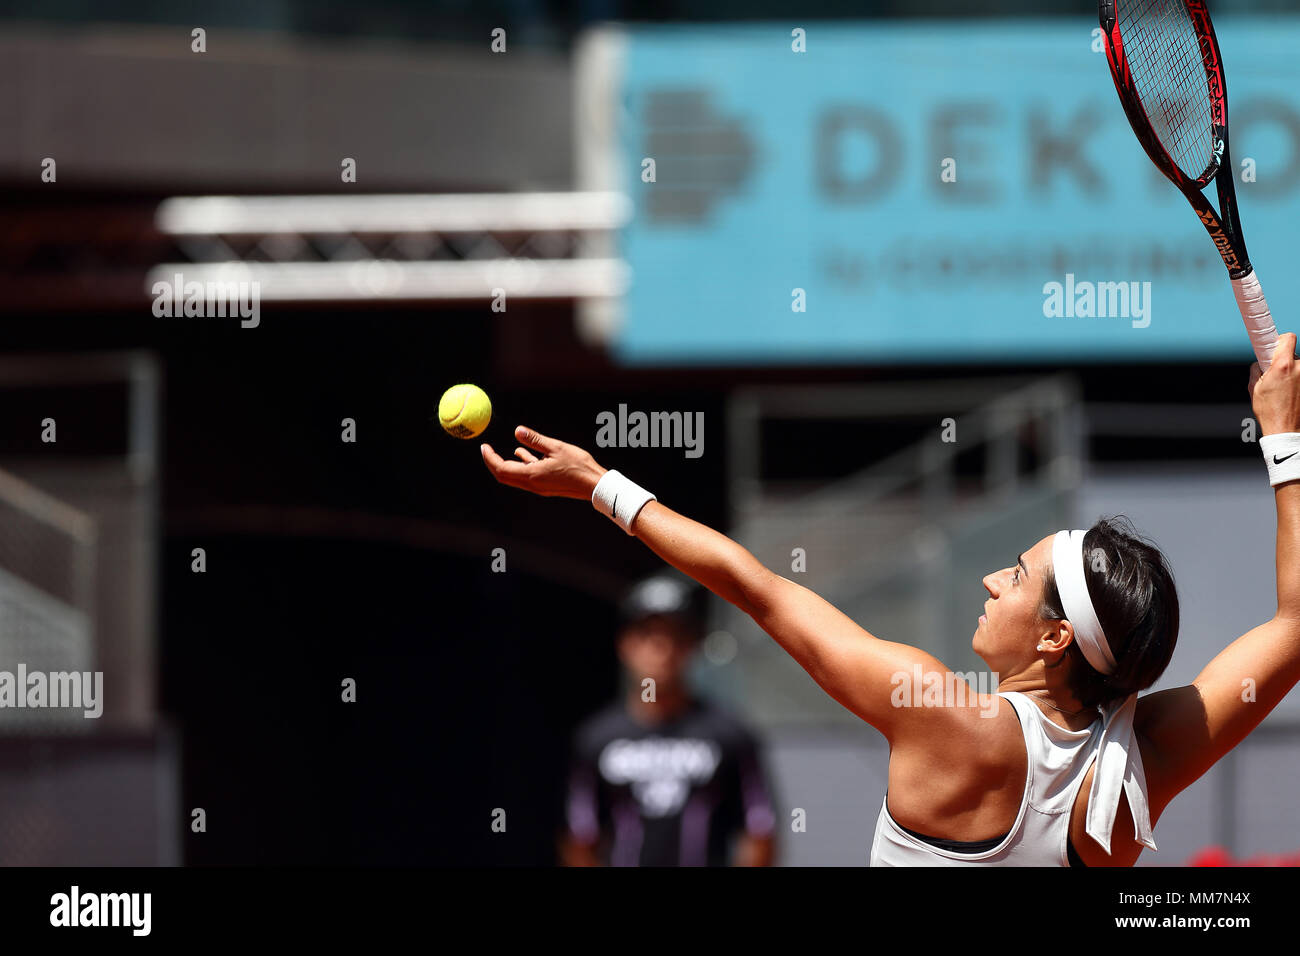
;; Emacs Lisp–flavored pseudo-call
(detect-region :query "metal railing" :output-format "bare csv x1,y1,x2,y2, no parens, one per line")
705,375,1082,727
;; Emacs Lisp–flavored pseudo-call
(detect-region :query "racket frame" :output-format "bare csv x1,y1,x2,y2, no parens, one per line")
1100,0,1254,280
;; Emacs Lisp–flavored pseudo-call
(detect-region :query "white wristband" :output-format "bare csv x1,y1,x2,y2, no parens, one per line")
591,470,657,534
1260,433,1300,487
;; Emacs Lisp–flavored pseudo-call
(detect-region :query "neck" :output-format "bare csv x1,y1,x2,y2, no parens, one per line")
996,671,1092,720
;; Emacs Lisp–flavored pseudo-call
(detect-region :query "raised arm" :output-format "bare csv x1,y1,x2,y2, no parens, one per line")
1140,333,1300,799
480,428,976,741
633,499,970,741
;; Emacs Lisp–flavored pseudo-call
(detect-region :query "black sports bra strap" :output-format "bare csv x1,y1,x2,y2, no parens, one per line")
894,819,1011,854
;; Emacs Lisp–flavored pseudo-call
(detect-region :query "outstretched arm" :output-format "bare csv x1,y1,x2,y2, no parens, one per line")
481,427,981,742
1140,333,1300,800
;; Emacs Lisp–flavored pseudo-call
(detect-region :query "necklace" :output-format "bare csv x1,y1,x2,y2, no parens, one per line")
1027,691,1090,718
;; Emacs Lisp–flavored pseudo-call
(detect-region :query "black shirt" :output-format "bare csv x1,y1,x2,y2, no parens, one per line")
566,699,776,866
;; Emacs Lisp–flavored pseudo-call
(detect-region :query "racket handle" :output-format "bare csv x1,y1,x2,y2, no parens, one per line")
1233,270,1278,371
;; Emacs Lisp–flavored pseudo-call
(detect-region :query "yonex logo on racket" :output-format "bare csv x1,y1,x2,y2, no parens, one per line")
1195,210,1240,269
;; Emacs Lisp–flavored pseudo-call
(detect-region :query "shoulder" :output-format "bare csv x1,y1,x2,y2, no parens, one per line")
886,693,1029,833
891,692,1027,780
893,690,1025,754
966,692,1029,766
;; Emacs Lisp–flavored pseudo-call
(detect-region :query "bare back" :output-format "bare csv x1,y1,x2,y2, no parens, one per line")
887,693,1179,867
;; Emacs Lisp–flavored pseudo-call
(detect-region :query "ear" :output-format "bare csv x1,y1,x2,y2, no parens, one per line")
1038,619,1075,655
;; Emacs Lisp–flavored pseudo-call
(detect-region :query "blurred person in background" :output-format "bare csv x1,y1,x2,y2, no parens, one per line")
561,572,777,866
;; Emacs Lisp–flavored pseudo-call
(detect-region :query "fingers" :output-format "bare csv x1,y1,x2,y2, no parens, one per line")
514,447,540,463
1252,334,1295,393
1273,333,1297,371
480,443,532,486
515,425,561,455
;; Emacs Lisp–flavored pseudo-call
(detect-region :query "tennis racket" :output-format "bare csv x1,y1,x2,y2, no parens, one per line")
1099,0,1278,370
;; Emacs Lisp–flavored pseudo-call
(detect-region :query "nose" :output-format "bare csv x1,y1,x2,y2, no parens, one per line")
982,572,1000,597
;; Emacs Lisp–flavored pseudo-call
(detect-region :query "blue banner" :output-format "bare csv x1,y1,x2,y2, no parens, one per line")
611,19,1300,364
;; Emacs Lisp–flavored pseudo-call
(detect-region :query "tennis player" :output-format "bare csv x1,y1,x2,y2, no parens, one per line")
481,335,1300,866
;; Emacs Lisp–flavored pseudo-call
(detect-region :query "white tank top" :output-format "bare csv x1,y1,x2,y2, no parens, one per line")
870,691,1111,866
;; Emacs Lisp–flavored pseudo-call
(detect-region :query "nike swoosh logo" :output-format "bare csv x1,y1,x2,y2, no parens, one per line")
610,493,619,515
1275,453,1297,464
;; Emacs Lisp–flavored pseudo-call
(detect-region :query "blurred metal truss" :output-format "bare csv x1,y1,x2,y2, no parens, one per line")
148,191,633,303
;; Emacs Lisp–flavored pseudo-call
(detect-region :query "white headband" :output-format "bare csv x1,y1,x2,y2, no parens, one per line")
1051,530,1117,676
1051,529,1156,856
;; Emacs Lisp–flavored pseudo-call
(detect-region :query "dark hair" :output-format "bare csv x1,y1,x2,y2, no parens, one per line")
1039,516,1179,709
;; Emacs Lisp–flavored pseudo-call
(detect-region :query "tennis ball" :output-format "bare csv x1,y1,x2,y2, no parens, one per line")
438,383,492,439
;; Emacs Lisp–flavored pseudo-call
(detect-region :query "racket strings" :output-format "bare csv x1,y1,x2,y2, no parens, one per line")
1117,0,1217,179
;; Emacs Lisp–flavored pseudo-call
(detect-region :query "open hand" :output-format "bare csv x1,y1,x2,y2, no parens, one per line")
480,426,607,500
